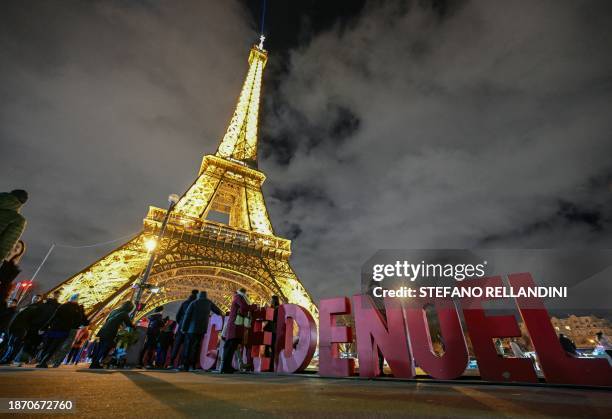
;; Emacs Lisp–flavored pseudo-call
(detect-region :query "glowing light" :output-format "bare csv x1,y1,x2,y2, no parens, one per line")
215,46,267,163
168,194,180,205
144,238,157,252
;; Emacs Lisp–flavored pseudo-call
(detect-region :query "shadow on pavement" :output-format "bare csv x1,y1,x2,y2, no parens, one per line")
117,371,269,417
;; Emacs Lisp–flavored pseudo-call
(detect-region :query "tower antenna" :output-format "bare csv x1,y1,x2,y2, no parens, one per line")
258,0,267,49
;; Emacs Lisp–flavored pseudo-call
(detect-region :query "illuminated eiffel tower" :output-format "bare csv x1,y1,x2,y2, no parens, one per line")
51,37,317,324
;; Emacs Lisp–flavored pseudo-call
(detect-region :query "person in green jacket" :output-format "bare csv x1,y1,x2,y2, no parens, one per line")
89,301,134,369
0,190,28,262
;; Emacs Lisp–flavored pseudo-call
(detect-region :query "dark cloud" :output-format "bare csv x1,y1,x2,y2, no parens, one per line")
0,0,253,288
260,0,612,302
1,0,611,315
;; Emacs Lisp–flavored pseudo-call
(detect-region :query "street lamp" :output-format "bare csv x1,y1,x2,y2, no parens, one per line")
144,237,158,252
132,193,180,318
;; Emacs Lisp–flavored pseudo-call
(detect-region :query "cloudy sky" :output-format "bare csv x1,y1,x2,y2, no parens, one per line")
1,0,611,311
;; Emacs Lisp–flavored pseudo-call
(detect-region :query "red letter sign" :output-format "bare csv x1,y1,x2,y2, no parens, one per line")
250,307,274,372
274,304,317,373
461,277,538,383
404,296,468,380
509,273,612,386
319,297,355,377
353,295,414,378
199,313,223,370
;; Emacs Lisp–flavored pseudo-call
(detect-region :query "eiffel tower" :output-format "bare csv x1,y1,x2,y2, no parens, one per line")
51,37,317,325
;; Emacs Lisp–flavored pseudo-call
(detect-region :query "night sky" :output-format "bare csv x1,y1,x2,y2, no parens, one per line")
1,0,611,311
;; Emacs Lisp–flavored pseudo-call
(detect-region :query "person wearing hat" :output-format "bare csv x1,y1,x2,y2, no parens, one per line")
36,293,89,368
0,190,28,262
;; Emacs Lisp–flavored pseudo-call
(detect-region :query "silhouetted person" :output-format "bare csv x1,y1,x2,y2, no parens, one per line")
36,294,88,368
559,333,577,356
0,190,28,262
0,240,26,306
156,318,174,367
2,296,42,364
180,291,221,371
13,291,61,364
378,349,386,376
138,306,164,368
168,289,198,368
90,301,134,369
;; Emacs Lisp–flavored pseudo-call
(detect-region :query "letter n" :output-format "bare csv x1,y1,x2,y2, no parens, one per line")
353,295,414,378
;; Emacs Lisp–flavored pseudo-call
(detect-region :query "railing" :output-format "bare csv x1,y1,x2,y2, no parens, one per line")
143,207,291,254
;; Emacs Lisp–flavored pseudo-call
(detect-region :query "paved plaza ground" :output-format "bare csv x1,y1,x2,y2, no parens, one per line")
0,366,609,418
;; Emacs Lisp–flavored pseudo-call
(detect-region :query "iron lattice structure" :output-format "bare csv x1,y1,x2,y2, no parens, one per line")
51,42,317,325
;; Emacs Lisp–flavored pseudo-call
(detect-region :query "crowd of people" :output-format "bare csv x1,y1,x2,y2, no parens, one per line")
0,188,282,371
131,288,280,373
0,283,280,372
0,290,88,368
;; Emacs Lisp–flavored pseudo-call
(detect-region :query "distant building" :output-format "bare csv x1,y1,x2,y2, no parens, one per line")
549,315,612,348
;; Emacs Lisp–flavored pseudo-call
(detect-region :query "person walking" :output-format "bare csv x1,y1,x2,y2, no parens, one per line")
66,326,90,364
0,296,41,364
168,290,198,368
0,190,28,262
180,291,222,371
220,288,251,374
89,301,134,369
17,291,61,362
36,294,88,368
138,306,164,368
